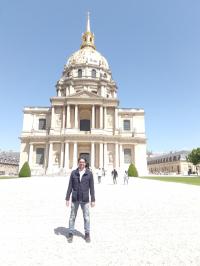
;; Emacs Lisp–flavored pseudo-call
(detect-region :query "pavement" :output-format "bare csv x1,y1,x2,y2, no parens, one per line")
0,174,200,266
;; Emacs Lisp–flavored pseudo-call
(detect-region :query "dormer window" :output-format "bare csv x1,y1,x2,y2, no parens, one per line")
123,120,130,131
92,69,96,78
38,119,46,130
78,69,82,78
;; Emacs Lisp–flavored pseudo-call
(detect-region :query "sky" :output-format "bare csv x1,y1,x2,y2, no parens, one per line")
0,0,200,153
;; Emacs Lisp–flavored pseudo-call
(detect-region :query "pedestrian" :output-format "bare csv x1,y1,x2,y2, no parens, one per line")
124,170,129,185
65,157,95,243
102,168,105,177
112,168,118,184
97,167,102,184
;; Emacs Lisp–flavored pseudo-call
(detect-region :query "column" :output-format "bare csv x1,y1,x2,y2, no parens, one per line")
99,143,103,168
104,143,108,169
64,142,69,169
115,108,118,130
115,143,119,168
60,142,64,168
48,143,53,168
73,142,78,168
45,143,49,169
100,106,103,129
67,104,71,128
91,142,95,169
104,107,107,129
120,144,124,168
92,105,95,129
62,105,66,129
28,143,33,167
75,105,78,129
51,106,55,129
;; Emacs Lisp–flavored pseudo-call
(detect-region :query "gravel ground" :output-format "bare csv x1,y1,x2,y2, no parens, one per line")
0,175,200,266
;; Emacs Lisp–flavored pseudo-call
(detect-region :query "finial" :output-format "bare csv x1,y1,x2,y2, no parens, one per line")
86,12,91,32
81,12,95,49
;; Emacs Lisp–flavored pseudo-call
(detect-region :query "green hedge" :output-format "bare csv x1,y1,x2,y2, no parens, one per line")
18,162,31,177
128,163,138,177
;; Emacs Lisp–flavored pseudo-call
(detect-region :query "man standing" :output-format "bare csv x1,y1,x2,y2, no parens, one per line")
97,167,102,184
65,158,95,243
112,168,118,184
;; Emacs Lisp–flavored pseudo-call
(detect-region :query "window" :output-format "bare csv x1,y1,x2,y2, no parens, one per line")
36,148,44,165
92,69,96,78
123,120,130,131
78,69,82,78
80,119,90,131
38,119,46,130
124,149,131,164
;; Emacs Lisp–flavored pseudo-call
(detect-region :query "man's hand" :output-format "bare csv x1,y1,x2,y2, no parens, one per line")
66,200,70,207
91,202,95,207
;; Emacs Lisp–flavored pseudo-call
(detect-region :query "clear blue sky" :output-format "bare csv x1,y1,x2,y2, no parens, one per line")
0,0,200,153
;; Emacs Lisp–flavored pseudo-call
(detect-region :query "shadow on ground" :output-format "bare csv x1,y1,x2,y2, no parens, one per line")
54,227,85,240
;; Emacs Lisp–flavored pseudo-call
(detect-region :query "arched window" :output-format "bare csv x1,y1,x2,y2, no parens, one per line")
92,69,96,78
78,69,82,78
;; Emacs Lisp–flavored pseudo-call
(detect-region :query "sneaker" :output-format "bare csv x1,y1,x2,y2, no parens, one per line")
85,233,91,243
68,233,73,243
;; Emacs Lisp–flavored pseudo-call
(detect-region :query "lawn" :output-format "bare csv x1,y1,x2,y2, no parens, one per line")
0,176,18,179
139,176,200,186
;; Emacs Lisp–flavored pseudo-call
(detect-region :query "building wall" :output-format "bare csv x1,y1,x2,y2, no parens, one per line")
0,163,19,176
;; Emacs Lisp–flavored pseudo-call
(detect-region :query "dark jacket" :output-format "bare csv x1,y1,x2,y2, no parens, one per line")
65,168,95,203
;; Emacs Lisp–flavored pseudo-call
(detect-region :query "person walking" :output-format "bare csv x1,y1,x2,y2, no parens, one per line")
112,168,118,184
97,167,102,184
65,157,95,243
124,170,129,185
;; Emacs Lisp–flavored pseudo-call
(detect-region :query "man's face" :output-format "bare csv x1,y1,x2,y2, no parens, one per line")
78,159,86,170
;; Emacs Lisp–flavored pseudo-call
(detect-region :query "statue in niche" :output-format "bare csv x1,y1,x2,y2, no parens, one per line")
55,153,59,163
107,116,113,128
109,152,113,163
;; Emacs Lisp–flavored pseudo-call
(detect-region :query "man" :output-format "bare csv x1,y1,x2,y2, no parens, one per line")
65,158,95,243
112,168,118,184
97,167,102,184
124,170,129,185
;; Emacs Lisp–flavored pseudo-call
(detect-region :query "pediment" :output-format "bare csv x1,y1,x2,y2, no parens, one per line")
68,90,103,99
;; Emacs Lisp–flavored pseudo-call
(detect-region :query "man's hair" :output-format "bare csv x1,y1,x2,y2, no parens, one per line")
78,157,87,163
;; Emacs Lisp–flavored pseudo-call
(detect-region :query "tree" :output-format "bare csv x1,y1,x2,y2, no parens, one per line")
128,163,138,177
18,162,31,177
187,148,200,175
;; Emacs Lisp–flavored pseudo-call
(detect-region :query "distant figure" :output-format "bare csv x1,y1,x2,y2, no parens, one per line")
97,168,102,184
102,168,105,177
112,169,118,184
124,170,129,185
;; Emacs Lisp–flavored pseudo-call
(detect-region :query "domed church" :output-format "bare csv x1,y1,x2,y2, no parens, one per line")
19,14,148,176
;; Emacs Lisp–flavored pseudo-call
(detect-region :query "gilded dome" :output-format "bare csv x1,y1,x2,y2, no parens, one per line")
66,46,109,70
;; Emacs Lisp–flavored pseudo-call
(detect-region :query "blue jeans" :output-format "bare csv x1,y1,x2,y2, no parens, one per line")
69,201,90,234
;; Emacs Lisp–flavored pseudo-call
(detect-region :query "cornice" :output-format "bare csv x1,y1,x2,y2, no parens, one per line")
20,134,147,144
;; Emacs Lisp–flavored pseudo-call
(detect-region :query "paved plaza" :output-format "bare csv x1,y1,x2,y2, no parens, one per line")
0,174,200,265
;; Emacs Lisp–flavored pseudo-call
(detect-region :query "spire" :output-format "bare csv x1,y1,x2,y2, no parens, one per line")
81,12,95,49
86,12,91,32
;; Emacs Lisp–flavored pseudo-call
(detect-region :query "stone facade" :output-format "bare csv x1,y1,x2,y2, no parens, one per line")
147,150,197,175
19,14,148,176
